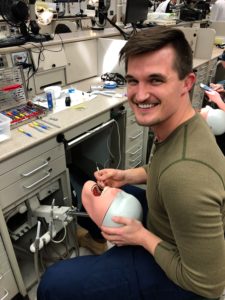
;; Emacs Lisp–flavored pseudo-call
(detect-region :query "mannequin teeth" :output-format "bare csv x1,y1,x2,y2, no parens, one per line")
101,186,109,194
91,184,102,196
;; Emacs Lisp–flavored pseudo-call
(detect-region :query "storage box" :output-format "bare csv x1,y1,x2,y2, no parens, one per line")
0,113,11,142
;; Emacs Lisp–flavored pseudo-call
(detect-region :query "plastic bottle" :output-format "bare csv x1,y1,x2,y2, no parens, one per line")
46,92,53,110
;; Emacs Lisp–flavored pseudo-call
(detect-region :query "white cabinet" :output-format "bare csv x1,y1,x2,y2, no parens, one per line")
0,235,18,300
191,61,209,110
207,57,218,84
64,39,98,84
0,137,72,297
124,103,148,169
0,138,70,214
31,45,67,72
30,44,67,94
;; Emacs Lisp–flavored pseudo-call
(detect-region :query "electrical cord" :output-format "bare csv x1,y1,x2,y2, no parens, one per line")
33,220,41,282
95,119,121,169
105,15,131,40
17,36,63,91
107,119,121,169
51,220,67,244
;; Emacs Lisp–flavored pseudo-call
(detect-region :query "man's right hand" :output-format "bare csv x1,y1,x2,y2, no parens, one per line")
94,168,127,189
94,167,147,189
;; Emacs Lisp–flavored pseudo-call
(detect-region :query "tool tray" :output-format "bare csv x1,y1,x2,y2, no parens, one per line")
0,66,47,128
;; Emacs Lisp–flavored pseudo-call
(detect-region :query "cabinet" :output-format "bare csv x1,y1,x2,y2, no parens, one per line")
191,57,220,110
0,137,72,297
31,44,68,94
0,137,71,214
124,103,148,169
64,39,98,84
207,57,219,84
0,235,18,300
191,61,209,109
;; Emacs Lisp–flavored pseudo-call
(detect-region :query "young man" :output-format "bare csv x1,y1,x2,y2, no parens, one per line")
37,27,225,300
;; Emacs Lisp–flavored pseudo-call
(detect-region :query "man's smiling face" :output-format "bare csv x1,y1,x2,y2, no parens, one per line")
125,45,194,139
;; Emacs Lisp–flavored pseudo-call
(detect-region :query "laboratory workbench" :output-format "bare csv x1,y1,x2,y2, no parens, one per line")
0,78,126,162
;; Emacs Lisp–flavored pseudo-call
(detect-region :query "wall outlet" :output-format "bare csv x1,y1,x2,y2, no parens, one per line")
11,51,28,66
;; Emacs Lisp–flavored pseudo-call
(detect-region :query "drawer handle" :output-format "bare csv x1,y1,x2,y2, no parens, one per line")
129,147,142,155
21,159,50,177
129,155,142,163
129,118,136,124
0,288,9,300
23,170,51,189
130,160,142,168
129,131,143,140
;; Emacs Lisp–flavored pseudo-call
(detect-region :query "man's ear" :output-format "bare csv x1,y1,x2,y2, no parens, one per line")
183,72,196,93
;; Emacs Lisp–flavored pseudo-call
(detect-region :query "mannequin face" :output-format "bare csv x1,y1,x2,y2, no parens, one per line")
83,180,120,199
81,180,122,227
81,180,143,228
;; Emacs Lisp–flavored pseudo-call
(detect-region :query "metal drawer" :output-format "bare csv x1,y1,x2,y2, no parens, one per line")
0,155,67,210
0,237,10,274
0,270,18,300
0,255,10,274
126,128,143,150
0,144,64,191
125,144,143,169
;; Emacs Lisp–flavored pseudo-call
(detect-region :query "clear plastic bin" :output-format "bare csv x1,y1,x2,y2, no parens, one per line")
0,113,11,142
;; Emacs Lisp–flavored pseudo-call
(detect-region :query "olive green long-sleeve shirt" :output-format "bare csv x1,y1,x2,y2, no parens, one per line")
145,113,225,299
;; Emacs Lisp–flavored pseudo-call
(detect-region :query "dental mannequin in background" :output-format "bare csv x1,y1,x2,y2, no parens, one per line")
201,83,225,154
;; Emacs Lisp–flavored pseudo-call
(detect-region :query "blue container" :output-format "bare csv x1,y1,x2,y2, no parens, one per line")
46,92,53,110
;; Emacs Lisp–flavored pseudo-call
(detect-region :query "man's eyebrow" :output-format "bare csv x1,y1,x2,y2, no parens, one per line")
125,74,134,80
148,73,165,79
125,73,165,80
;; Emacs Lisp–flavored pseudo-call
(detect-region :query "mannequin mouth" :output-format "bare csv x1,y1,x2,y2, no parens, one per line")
91,184,109,197
91,184,102,196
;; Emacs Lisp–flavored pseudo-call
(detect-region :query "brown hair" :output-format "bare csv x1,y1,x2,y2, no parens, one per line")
119,27,193,80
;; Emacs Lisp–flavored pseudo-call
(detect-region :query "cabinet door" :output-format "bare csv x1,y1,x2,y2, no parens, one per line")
0,236,19,299
64,39,98,84
31,45,67,71
191,62,208,109
0,156,67,211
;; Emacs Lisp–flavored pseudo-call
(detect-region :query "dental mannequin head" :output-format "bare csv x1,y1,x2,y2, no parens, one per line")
201,105,225,135
81,180,143,227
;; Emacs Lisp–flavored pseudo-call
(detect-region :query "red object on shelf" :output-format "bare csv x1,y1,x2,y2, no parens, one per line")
0,84,22,92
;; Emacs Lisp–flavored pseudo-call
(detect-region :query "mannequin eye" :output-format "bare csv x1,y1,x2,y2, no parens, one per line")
91,184,102,196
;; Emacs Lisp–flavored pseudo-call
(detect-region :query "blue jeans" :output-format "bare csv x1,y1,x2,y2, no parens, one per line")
37,246,205,300
37,186,206,300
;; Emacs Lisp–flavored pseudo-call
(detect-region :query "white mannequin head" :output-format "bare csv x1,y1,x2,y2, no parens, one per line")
201,105,225,135
82,181,143,227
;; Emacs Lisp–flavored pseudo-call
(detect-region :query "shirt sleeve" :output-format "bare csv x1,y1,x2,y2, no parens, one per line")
154,161,225,298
